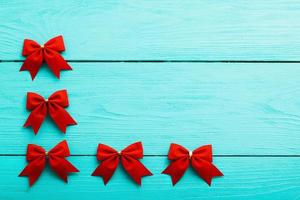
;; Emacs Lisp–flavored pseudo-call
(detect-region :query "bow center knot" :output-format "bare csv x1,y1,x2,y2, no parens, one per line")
189,151,193,158
40,44,44,48
45,98,48,102
118,151,122,156
45,151,48,156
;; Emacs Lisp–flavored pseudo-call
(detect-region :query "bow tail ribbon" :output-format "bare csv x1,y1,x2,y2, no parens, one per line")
162,157,189,185
44,49,72,79
191,159,223,186
23,104,47,134
92,156,119,185
49,156,79,182
19,157,46,186
48,104,77,133
20,50,44,80
121,156,153,185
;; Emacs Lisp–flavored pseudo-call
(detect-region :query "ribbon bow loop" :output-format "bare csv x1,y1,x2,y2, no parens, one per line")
48,140,71,157
121,142,144,159
20,35,72,80
92,142,152,185
48,90,69,107
192,145,213,163
162,143,223,186
19,140,79,186
26,92,46,110
44,35,65,52
23,90,77,134
26,144,46,161
167,143,189,160
22,39,41,55
97,144,119,161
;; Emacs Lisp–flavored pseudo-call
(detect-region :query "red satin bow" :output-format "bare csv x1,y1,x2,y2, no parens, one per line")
23,89,77,134
19,140,79,186
162,143,223,186
20,35,72,80
92,142,152,185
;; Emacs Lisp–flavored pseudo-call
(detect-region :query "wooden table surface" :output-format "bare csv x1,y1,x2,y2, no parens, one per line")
0,1,300,199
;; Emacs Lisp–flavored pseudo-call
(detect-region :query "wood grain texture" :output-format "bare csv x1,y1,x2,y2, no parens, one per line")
0,63,300,155
1,156,300,200
1,1,300,199
1,0,300,60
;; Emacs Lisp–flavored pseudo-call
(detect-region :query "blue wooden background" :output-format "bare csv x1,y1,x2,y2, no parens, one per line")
0,1,300,199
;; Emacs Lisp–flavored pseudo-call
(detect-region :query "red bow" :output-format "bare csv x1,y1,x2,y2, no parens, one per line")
23,89,77,134
19,140,79,186
162,143,223,186
20,35,72,80
92,142,152,185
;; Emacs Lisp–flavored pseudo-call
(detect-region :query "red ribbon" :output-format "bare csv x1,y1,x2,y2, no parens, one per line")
92,142,152,185
162,143,223,186
19,140,79,186
20,35,72,80
23,89,77,134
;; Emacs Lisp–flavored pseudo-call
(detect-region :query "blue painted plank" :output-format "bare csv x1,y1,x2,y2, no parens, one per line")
1,0,300,60
0,63,300,155
1,156,300,200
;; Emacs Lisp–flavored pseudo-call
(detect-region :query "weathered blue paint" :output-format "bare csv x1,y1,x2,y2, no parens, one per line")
0,1,300,199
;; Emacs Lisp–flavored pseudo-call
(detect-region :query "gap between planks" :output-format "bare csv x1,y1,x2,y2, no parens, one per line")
2,60,300,63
